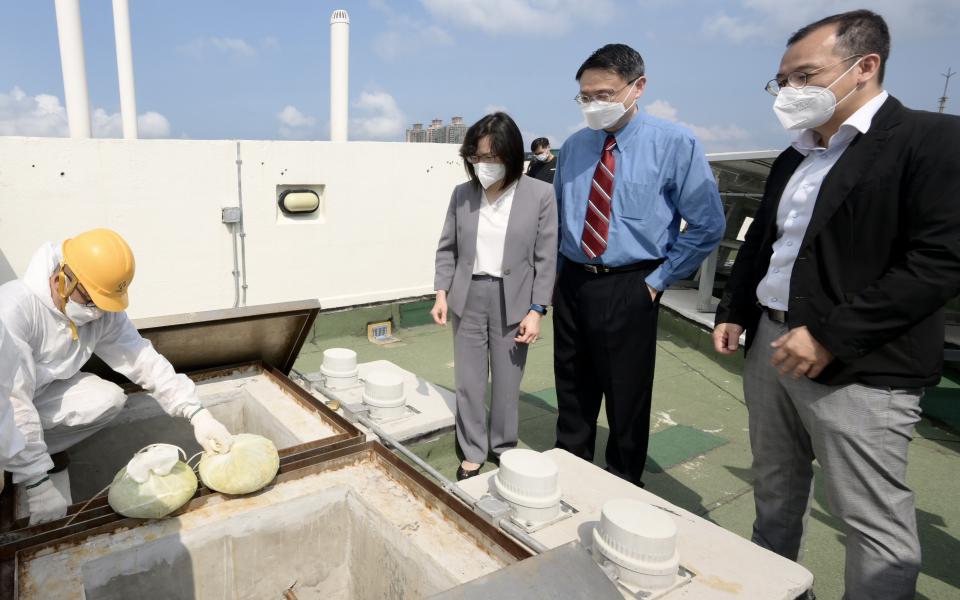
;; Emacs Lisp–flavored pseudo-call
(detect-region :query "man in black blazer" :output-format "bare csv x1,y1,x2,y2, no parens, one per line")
713,10,960,600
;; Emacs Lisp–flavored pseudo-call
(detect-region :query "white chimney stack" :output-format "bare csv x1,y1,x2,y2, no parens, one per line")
330,9,349,142
112,0,139,139
54,0,92,138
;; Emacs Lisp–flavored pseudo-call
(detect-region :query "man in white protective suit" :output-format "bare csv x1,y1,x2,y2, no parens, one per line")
0,321,27,494
0,228,233,525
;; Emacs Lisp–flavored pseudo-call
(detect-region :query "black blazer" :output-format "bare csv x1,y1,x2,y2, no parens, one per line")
717,96,960,388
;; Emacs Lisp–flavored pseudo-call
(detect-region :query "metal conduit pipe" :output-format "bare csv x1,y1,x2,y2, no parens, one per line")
230,224,241,308
235,142,249,305
303,378,549,555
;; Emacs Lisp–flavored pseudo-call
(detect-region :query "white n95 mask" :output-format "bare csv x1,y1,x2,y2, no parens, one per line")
476,162,506,189
772,58,862,130
581,79,639,130
66,300,104,326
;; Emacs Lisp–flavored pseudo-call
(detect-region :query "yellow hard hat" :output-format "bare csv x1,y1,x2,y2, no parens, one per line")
62,228,135,312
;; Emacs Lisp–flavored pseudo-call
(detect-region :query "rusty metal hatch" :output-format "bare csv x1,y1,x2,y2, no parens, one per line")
82,300,322,383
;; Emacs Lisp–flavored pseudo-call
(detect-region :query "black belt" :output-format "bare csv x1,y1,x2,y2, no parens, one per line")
571,259,663,275
471,274,502,281
764,306,788,323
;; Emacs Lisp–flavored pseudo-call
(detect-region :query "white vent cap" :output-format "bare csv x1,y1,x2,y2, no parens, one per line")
493,449,561,509
362,370,405,408
320,348,358,378
593,499,679,578
331,9,349,24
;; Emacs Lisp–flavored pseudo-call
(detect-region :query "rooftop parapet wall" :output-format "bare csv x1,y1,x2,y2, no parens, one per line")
0,138,466,319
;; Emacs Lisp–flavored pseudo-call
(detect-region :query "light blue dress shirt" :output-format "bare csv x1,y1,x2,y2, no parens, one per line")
554,111,725,291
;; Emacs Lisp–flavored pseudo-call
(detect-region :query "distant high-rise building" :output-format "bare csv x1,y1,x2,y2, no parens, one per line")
405,116,467,144
444,116,467,144
405,122,426,143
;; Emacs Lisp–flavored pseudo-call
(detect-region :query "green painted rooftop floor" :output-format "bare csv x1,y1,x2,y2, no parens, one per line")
294,306,960,600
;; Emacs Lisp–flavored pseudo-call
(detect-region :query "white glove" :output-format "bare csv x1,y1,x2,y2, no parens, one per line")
190,408,233,454
25,476,69,525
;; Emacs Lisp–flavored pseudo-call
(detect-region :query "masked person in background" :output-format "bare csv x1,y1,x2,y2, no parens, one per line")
0,228,233,525
526,137,557,183
713,10,960,599
552,44,724,488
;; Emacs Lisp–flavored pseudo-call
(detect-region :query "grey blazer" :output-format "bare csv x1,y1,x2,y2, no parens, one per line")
434,175,559,326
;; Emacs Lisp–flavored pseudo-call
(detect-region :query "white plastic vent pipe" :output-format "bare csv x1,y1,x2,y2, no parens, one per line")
54,0,92,138
111,0,138,139
330,9,349,142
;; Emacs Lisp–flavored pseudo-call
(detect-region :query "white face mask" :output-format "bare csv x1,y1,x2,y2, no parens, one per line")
65,300,104,326
581,80,638,130
772,58,862,130
475,162,506,189
535,152,551,162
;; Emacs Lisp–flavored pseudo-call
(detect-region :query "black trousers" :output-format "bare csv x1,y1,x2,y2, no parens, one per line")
553,260,661,486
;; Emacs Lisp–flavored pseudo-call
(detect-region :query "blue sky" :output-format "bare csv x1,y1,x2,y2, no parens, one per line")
1,0,957,152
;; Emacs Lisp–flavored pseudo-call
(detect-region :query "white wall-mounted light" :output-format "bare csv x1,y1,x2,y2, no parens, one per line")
278,189,320,215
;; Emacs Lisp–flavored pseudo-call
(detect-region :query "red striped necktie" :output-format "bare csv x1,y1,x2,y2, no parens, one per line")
580,134,616,259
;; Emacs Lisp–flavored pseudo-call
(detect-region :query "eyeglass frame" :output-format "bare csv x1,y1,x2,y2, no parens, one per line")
574,77,641,105
466,153,500,164
58,265,97,307
764,54,863,96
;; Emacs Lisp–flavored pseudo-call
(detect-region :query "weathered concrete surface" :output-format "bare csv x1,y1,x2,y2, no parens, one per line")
19,460,511,600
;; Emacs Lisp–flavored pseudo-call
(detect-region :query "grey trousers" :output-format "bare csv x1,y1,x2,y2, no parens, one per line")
450,277,528,464
745,315,922,600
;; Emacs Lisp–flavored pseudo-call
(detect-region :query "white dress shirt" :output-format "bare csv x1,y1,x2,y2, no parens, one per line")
756,91,889,311
473,181,518,277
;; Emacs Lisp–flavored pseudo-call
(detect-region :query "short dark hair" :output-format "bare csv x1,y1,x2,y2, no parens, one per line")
575,43,645,82
787,10,890,83
460,112,524,188
530,137,550,153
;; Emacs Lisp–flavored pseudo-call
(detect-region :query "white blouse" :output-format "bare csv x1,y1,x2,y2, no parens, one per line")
472,181,518,277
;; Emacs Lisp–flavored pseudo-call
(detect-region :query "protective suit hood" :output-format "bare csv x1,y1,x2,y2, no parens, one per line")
22,241,65,315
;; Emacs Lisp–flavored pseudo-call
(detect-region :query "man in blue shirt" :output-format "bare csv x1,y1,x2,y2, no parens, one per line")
553,44,724,487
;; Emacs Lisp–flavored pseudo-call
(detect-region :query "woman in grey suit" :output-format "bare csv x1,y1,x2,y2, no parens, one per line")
431,112,558,480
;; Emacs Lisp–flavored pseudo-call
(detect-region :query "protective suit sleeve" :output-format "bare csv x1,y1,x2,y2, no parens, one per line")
1,312,55,485
95,313,202,419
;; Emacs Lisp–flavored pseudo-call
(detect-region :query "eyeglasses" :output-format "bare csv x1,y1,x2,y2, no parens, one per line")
466,153,499,164
58,267,97,307
765,54,862,96
574,77,639,105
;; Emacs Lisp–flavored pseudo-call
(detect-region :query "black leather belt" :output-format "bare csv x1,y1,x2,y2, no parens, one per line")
574,259,663,275
471,274,502,281
765,307,788,323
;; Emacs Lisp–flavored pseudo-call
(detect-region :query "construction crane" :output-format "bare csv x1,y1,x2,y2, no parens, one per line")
938,67,955,113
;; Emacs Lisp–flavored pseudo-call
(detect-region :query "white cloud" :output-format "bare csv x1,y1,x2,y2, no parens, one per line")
178,36,257,59
0,86,171,138
351,91,406,140
645,99,750,147
704,0,959,44
374,16,453,61
276,105,318,139
92,108,171,138
644,99,678,122
421,0,614,35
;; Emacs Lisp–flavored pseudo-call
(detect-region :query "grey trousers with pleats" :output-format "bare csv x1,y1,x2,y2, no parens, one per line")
450,277,528,464
745,314,922,600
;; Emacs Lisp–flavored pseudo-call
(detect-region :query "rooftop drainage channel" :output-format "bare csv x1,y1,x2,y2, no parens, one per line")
0,442,532,599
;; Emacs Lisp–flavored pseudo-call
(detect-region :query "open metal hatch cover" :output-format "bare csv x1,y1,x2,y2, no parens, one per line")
83,300,320,383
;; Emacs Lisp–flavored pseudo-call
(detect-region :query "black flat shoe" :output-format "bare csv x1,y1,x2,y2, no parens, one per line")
456,464,482,481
